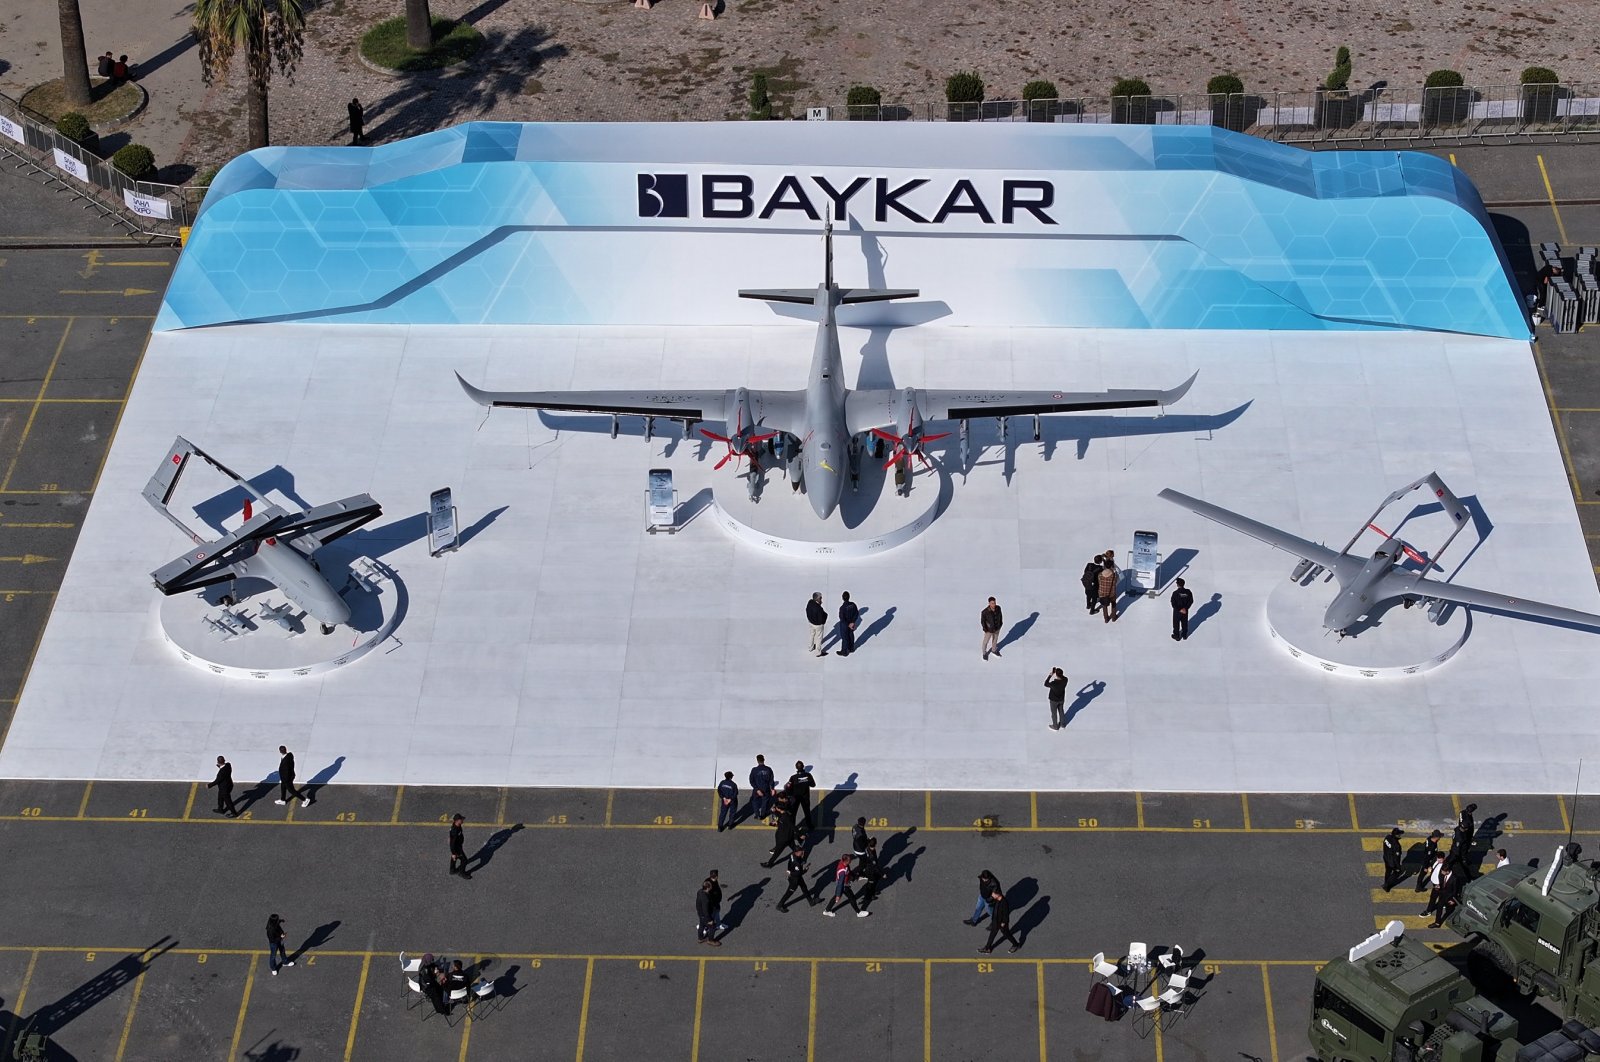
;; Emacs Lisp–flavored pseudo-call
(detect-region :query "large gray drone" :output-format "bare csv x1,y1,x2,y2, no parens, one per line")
458,218,1197,520
1160,473,1600,637
143,437,382,635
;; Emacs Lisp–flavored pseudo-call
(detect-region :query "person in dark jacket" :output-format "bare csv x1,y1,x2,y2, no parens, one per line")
980,888,1022,953
1045,668,1069,730
1170,577,1195,641
981,597,1004,659
111,55,130,82
716,771,739,832
266,913,293,974
851,816,870,856
788,762,816,828
776,844,817,911
449,813,471,878
208,755,237,816
1381,827,1405,890
749,754,775,822
1415,830,1444,891
1081,558,1103,613
696,878,721,945
275,745,310,806
763,808,797,867
965,870,1001,925
806,592,828,656
837,592,859,656
1450,803,1479,878
856,839,883,908
347,98,365,144
707,870,726,934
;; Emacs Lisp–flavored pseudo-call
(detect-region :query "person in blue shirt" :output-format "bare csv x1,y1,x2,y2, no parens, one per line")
716,771,740,832
748,754,775,823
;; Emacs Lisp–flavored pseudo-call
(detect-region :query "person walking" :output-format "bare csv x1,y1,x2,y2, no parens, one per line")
851,816,870,856
788,762,816,829
1381,827,1405,890
964,870,1001,925
806,593,828,657
837,592,859,656
696,878,722,946
1415,830,1444,891
275,745,310,806
347,98,365,144
1044,668,1068,729
707,870,728,935
823,854,869,917
776,844,817,912
763,808,797,868
749,754,775,823
449,813,472,878
980,887,1022,953
1081,557,1103,614
856,838,882,909
1450,803,1479,878
1420,852,1449,918
981,597,1004,659
717,771,740,832
1096,554,1120,622
266,913,293,974
208,755,237,816
1170,577,1194,641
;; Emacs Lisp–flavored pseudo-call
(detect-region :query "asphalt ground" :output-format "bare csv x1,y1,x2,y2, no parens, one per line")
0,780,1592,1062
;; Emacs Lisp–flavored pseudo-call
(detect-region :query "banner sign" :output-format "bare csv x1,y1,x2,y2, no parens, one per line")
0,115,23,145
52,148,89,182
123,189,173,219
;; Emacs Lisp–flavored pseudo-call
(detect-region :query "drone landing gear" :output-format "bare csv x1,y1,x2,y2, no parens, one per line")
320,623,336,636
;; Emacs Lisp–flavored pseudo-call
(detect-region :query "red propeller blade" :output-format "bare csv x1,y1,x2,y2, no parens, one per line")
700,429,729,443
870,428,903,445
921,431,952,443
714,450,741,471
748,430,778,444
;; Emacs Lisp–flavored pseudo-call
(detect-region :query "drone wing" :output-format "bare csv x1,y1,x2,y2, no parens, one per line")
914,372,1197,422
1381,572,1600,629
1159,488,1358,579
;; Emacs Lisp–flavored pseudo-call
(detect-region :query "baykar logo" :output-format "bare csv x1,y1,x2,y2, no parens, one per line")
637,174,689,218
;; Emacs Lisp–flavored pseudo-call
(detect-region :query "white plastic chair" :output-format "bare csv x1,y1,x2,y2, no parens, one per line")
1127,942,1148,970
1092,951,1120,981
468,978,499,1020
1133,993,1163,1038
444,985,471,1026
1157,945,1183,971
405,976,428,1018
399,951,422,973
1136,995,1162,1013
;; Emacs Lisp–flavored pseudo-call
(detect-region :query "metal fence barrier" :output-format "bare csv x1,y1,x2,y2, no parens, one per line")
0,88,196,237
815,81,1600,143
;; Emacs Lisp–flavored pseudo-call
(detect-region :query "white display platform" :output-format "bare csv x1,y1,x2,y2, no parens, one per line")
711,460,949,557
1265,577,1471,678
157,566,403,680
8,323,1600,793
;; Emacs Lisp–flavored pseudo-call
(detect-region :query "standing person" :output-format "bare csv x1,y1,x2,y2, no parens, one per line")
208,755,237,816
964,870,1001,925
1081,557,1103,614
806,593,828,657
1170,577,1194,641
749,754,775,823
449,813,472,878
1044,668,1068,730
837,592,859,656
696,878,722,946
266,913,293,974
1421,853,1449,919
1415,830,1443,891
856,838,882,909
1495,849,1511,869
706,870,727,935
1097,554,1120,623
823,854,869,917
980,597,1004,659
776,844,816,912
788,762,816,829
1381,827,1405,891
851,816,869,856
980,887,1022,953
1431,866,1463,928
1451,803,1479,878
347,98,365,144
716,771,740,832
763,807,796,868
275,745,310,806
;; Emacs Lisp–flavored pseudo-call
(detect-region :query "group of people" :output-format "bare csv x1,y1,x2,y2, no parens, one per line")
965,869,1023,953
1379,803,1504,928
206,745,313,816
95,51,133,83
806,591,859,656
415,954,472,1014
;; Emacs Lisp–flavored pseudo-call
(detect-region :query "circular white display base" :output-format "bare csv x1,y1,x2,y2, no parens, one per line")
158,560,404,680
711,458,952,558
1265,576,1470,678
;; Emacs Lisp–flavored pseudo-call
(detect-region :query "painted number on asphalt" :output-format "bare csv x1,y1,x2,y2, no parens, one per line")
1078,818,1098,828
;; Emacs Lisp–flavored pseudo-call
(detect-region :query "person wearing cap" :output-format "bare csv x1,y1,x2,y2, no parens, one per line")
1381,827,1405,890
1414,829,1444,891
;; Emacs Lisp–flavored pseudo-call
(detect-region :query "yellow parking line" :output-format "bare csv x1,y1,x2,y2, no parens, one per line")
77,781,94,818
1348,794,1360,831
1136,792,1146,829
1451,794,1462,818
1537,154,1570,244
1261,964,1280,1062
344,952,372,1061
228,954,259,1062
1380,915,1443,931
604,789,614,827
1030,791,1038,829
112,968,148,1061
575,957,595,1061
1035,960,1048,1062
0,318,72,493
924,791,932,829
181,782,197,820
807,961,818,1062
691,958,706,1062
1240,793,1252,830
923,960,932,1062
496,787,508,826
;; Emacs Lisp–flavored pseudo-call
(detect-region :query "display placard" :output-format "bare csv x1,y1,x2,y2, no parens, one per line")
123,189,173,219
52,148,89,182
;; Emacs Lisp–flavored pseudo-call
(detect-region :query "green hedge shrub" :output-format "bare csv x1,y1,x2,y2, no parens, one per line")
111,143,156,180
945,72,985,103
56,112,92,144
749,74,772,120
1022,80,1057,102
1521,66,1558,85
1424,69,1464,89
846,85,880,106
1207,74,1243,96
1110,77,1150,98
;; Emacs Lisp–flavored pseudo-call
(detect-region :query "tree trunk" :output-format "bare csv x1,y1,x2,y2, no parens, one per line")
246,76,269,149
404,0,433,51
57,0,92,108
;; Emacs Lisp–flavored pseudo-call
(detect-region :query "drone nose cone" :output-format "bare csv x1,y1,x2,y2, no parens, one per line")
809,488,837,520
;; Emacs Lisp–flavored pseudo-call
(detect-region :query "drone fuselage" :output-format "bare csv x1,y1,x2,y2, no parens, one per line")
234,540,349,629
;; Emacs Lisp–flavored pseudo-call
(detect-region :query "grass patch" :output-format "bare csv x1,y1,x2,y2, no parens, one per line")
20,78,142,123
360,16,483,72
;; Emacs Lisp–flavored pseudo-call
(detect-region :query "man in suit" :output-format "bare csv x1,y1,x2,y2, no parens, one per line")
1421,853,1451,920
449,813,472,878
1414,830,1443,891
1170,578,1195,641
208,755,237,816
837,592,859,656
1450,803,1479,878
697,877,722,945
788,761,816,829
275,745,311,806
980,887,1022,953
776,844,817,911
1428,865,1461,928
1381,827,1405,890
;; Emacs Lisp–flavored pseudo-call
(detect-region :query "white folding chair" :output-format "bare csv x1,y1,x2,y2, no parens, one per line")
467,978,500,1020
1092,951,1121,982
1157,945,1183,972
444,985,471,1026
399,951,422,974
1133,993,1162,1037
1127,942,1148,971
1162,972,1194,1019
405,976,429,1018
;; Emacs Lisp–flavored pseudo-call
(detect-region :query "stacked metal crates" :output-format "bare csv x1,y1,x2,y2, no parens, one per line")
1540,242,1582,333
1577,246,1600,327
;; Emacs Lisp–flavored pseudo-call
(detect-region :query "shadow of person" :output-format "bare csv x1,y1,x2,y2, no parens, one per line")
854,607,896,649
1008,876,1039,909
886,845,925,885
879,825,916,865
1063,681,1106,726
468,823,525,874
819,773,859,842
721,879,769,933
996,612,1039,653
457,506,509,549
1014,894,1050,943
1189,593,1222,634
236,775,277,815
495,963,522,1001
291,920,341,962
304,756,345,803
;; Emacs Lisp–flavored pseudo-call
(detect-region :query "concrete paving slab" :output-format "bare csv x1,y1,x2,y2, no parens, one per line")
114,951,250,1061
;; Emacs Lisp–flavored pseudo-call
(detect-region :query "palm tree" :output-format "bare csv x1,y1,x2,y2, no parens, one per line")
193,0,306,150
404,0,433,51
57,0,92,107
